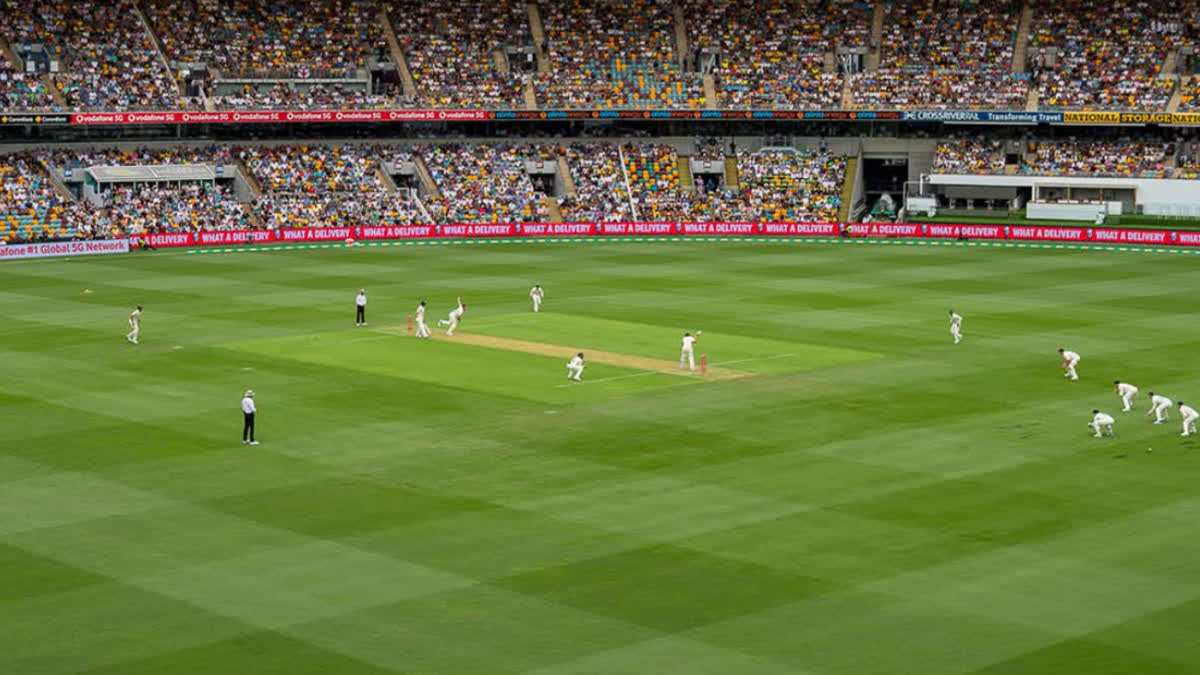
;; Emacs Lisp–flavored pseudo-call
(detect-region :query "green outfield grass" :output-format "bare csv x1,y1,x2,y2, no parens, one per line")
2,240,1200,674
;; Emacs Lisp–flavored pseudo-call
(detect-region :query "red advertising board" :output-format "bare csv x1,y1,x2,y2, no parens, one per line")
923,224,1007,240
762,223,841,236
118,222,1200,250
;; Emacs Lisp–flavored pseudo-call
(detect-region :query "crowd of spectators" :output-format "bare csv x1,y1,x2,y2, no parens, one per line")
731,149,846,221
0,0,178,111
38,145,233,172
1029,0,1177,110
239,143,426,227
0,153,89,241
390,0,528,108
1178,77,1200,111
558,143,634,221
420,143,549,223
143,0,381,80
0,62,56,110
933,139,1008,174
535,0,704,109
209,83,387,110
1022,140,1173,178
622,144,692,220
686,0,868,109
103,183,249,234
855,0,1028,110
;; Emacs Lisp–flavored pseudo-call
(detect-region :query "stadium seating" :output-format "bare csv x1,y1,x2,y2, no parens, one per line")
0,153,83,241
143,0,380,80
239,144,425,227
558,143,635,222
933,140,1008,175
1022,141,1173,179
733,149,846,222
1028,0,1178,110
683,0,867,109
0,0,178,110
389,0,528,108
420,143,549,223
534,0,704,109
853,0,1029,110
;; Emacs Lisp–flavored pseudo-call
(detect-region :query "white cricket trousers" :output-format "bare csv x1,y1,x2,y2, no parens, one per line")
1184,413,1199,436
126,323,139,343
681,348,694,371
415,319,430,338
1065,358,1079,380
1090,419,1113,437
533,297,541,312
951,326,961,344
1121,392,1137,411
567,364,583,381
439,317,458,335
1151,402,1170,422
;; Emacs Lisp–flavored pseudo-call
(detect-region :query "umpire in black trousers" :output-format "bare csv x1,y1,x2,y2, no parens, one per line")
241,390,259,445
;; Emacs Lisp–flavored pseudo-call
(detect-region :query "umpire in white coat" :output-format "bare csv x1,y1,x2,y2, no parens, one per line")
242,390,259,445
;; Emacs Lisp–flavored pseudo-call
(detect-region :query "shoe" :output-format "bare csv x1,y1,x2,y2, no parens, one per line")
250,441,260,445
1093,434,1103,438
1154,420,1164,424
243,440,248,445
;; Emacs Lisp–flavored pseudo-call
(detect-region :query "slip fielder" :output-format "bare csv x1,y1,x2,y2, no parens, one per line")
1089,409,1115,438
1147,392,1172,424
1180,401,1199,437
1058,347,1080,381
1114,380,1139,412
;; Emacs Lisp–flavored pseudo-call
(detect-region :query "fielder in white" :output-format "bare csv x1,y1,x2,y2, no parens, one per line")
126,305,143,344
1147,392,1172,424
1058,348,1080,380
1179,401,1199,437
1089,409,1115,438
949,310,963,345
530,284,544,313
437,296,465,336
414,300,430,338
1113,380,1139,412
680,330,701,371
566,352,584,381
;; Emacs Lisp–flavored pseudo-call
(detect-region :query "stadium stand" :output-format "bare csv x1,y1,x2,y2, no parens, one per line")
683,0,868,109
239,144,425,227
853,0,1029,110
0,63,56,111
733,149,846,221
389,0,528,108
0,152,85,242
143,0,381,80
534,0,704,109
1022,140,1174,179
420,143,549,223
0,0,179,110
1027,0,1178,110
558,143,635,222
933,139,1008,175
